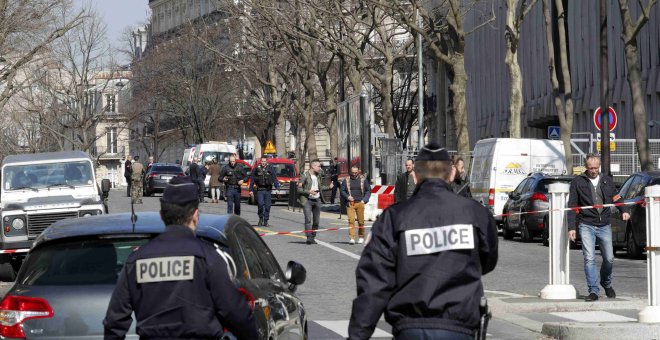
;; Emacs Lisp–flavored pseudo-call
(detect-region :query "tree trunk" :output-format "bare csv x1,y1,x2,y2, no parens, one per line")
624,43,652,171
450,55,470,156
505,49,523,138
380,76,395,137
326,98,338,158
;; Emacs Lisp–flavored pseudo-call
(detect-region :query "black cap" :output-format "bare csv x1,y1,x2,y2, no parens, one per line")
160,176,198,204
415,142,451,162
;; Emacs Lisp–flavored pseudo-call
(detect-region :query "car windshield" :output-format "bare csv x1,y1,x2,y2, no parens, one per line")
536,178,572,194
270,163,296,178
152,165,183,173
3,161,94,191
202,152,233,164
17,237,149,286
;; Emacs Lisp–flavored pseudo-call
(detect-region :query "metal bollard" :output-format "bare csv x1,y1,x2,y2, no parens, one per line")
638,185,660,323
540,183,577,299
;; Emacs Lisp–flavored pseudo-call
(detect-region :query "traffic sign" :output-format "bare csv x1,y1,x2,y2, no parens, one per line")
596,133,616,142
594,106,617,131
264,140,276,154
596,141,616,152
548,126,561,140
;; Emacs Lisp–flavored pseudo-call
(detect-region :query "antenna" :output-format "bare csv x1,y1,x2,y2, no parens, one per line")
130,199,137,232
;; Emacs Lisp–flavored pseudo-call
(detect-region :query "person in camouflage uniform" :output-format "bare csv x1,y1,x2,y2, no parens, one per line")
131,156,145,204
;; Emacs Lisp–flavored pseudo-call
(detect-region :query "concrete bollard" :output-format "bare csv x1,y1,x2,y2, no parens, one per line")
639,185,660,323
540,183,577,300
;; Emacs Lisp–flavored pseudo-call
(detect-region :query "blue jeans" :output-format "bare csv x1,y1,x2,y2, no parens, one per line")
256,190,272,220
395,328,473,340
579,223,614,294
226,187,241,215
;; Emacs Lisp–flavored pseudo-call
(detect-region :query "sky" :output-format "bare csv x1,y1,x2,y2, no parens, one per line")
75,0,151,47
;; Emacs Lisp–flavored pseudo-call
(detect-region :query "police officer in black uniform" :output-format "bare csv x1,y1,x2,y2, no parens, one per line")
103,176,258,339
348,142,499,340
220,155,246,216
250,156,280,227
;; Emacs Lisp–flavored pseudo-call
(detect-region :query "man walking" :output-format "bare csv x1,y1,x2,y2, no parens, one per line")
220,155,246,215
394,159,417,203
341,166,371,244
348,142,498,340
104,176,258,339
130,156,144,204
298,159,325,245
568,153,630,301
188,158,205,203
250,156,280,227
451,156,472,198
124,155,132,197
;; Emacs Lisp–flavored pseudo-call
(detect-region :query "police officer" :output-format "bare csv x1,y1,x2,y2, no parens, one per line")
103,176,258,339
348,142,499,340
220,155,246,215
188,158,205,203
250,156,280,227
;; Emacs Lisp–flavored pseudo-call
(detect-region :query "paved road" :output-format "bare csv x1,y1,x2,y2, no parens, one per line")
0,188,644,339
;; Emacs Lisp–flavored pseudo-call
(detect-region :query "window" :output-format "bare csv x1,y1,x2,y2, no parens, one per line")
105,94,116,112
106,127,118,154
235,225,282,281
619,175,639,200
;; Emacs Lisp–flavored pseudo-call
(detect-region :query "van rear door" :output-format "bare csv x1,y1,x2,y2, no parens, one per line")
529,140,567,175
492,139,532,219
469,140,496,208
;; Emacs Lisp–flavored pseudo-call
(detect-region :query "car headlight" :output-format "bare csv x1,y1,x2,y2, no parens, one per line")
11,217,25,230
79,210,102,217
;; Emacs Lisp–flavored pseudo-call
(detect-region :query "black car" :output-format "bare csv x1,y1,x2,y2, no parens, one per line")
143,163,184,196
502,172,574,242
0,212,308,339
611,171,660,259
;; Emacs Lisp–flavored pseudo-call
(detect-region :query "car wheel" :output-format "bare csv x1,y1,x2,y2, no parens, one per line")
542,218,549,247
519,216,533,242
502,216,515,240
144,188,151,197
626,227,644,259
248,195,256,205
0,261,16,282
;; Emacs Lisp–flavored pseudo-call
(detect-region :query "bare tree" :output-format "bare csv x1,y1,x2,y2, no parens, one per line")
542,0,574,170
505,0,538,137
617,0,658,171
0,0,85,112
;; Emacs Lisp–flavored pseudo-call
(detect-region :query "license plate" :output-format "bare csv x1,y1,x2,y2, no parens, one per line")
161,175,173,180
273,190,288,195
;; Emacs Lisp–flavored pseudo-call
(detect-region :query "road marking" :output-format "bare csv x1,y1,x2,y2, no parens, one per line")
549,311,637,322
484,290,526,298
316,240,362,260
254,227,307,240
314,320,392,338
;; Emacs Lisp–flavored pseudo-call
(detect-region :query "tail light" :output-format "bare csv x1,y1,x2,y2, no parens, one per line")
178,173,185,177
0,295,54,338
487,188,495,206
148,173,159,178
531,192,548,202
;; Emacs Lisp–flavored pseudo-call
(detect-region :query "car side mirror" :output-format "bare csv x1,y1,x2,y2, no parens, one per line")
101,179,111,193
285,261,306,288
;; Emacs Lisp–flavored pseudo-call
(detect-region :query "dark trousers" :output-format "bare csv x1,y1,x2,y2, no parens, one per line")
303,198,321,240
125,176,131,197
226,187,241,215
197,180,205,202
395,328,473,340
256,190,272,220
330,179,340,203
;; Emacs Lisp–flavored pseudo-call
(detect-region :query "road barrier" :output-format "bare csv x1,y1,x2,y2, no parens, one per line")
540,183,576,299
639,185,660,323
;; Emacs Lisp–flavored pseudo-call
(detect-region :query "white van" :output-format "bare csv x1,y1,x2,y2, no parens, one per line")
180,142,238,173
469,138,567,222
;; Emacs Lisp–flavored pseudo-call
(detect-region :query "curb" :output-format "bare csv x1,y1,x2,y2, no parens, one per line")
489,296,647,314
541,322,660,340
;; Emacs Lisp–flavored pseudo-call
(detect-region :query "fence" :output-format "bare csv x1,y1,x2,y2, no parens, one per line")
570,139,660,183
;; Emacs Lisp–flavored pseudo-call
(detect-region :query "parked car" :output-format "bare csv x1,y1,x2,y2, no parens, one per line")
502,172,574,242
143,163,185,196
611,171,660,258
241,158,299,205
0,212,308,339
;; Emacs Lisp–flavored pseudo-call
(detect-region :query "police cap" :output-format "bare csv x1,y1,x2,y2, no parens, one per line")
415,142,451,162
161,176,198,204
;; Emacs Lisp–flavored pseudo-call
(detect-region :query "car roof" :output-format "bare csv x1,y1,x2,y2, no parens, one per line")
633,171,660,178
528,172,573,180
267,158,295,164
2,151,91,166
33,212,233,248
151,163,182,168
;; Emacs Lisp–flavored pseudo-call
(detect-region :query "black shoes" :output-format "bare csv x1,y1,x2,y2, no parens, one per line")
263,220,269,228
306,239,317,245
585,293,599,301
258,217,264,227
604,286,616,298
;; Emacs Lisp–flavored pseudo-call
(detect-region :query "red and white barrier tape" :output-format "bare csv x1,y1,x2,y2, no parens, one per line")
0,249,29,254
496,199,643,218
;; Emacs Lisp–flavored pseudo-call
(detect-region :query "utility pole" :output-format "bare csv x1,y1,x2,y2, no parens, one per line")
599,0,611,175
416,9,424,150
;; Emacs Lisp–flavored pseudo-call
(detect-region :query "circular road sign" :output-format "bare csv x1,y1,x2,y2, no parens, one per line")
594,106,617,131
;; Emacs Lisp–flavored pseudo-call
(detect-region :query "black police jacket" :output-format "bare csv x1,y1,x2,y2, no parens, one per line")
220,164,246,187
103,225,258,340
250,164,280,191
348,179,499,339
567,173,629,230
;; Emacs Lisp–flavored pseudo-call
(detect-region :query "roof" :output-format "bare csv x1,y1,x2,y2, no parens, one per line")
2,151,92,166
33,212,233,248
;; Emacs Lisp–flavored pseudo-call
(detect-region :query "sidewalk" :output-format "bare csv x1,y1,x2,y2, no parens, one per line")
487,292,660,339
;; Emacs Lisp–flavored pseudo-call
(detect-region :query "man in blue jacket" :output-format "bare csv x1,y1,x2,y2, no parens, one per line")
567,153,630,301
348,142,498,339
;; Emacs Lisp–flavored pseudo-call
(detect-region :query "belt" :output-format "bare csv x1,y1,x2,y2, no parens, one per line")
256,187,271,191
226,185,240,189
